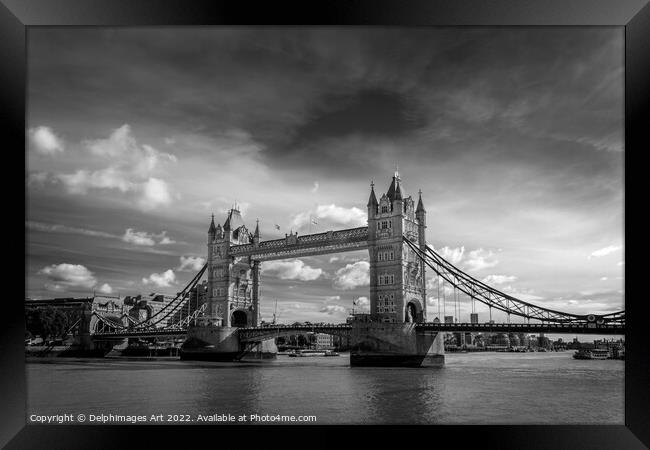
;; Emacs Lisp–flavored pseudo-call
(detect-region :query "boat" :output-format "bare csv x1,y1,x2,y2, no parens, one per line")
573,348,611,360
296,350,326,357
324,350,339,357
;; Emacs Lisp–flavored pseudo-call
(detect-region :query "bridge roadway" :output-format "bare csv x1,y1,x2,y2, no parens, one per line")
91,322,625,340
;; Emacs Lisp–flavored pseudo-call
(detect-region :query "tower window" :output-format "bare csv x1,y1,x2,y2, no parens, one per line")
381,206,389,213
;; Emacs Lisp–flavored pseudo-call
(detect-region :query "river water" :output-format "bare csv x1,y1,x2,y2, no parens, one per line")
26,352,624,425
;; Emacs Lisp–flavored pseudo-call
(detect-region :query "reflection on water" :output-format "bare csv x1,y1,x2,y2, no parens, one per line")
26,352,624,424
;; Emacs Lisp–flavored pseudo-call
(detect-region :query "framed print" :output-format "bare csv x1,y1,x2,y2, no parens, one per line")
2,0,649,448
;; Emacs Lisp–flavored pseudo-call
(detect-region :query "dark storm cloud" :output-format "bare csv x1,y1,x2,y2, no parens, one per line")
29,28,621,175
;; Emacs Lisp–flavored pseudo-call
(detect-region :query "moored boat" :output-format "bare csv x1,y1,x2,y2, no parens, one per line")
573,348,611,360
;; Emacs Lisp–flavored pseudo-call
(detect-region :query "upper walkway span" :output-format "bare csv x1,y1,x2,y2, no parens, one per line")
228,226,368,261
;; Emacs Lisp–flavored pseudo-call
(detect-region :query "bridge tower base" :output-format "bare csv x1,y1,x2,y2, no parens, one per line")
180,326,277,361
350,322,445,367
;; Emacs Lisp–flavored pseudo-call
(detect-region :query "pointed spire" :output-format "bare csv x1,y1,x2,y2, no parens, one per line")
416,189,426,213
208,213,216,234
367,180,378,207
223,210,231,231
387,169,403,202
254,219,260,237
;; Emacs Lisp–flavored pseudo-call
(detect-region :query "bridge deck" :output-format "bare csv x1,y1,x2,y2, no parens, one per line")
92,322,625,340
416,322,625,335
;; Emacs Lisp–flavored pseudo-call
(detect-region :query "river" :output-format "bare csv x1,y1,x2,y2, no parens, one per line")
26,352,624,425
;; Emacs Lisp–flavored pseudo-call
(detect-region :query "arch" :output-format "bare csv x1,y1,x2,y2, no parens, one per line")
91,313,127,333
405,300,423,323
231,309,248,327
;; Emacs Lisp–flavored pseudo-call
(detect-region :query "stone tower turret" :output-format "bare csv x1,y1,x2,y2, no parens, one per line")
206,206,256,327
367,170,426,323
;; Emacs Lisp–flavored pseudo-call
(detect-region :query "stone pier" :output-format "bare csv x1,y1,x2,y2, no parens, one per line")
180,325,277,361
350,322,445,367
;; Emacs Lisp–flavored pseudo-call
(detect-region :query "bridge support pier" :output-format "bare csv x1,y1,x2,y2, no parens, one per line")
350,322,444,367
180,325,277,361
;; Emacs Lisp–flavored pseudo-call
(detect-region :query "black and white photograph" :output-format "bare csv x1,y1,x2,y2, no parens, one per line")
23,25,627,427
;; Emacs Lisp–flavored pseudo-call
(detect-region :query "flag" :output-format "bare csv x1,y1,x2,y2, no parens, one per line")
274,224,280,230
311,218,318,225
353,298,357,306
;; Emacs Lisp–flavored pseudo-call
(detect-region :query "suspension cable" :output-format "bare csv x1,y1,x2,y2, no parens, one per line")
403,237,624,324
94,264,207,330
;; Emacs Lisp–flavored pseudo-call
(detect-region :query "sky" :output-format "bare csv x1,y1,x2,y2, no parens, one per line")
26,27,624,330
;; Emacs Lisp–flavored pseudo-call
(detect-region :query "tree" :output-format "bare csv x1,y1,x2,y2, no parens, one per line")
25,306,77,341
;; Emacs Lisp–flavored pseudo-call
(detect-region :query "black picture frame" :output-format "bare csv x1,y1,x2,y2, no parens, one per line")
3,0,648,448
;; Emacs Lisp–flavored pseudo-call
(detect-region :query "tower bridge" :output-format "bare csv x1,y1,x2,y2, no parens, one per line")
77,170,624,366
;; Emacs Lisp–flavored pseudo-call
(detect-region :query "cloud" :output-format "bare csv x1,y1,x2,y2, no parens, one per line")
311,181,319,193
291,204,366,230
177,255,206,272
122,228,176,246
122,228,156,246
142,269,177,288
97,283,113,294
27,171,51,186
325,295,341,301
262,259,323,281
589,245,622,259
26,221,119,239
600,277,608,281
58,167,133,194
333,261,370,290
501,285,544,302
617,261,623,266
53,124,177,211
436,246,465,265
159,236,175,245
464,248,499,271
39,263,97,291
29,126,64,155
355,296,370,311
482,274,517,285
319,304,347,315
329,254,365,264
138,177,173,210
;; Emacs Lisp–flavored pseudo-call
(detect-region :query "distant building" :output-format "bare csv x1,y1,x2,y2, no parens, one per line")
470,313,479,324
347,313,372,323
314,333,335,349
126,293,176,328
444,315,454,324
537,333,551,349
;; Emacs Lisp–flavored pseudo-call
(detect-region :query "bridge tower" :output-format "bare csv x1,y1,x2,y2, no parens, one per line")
367,170,427,323
206,207,257,328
